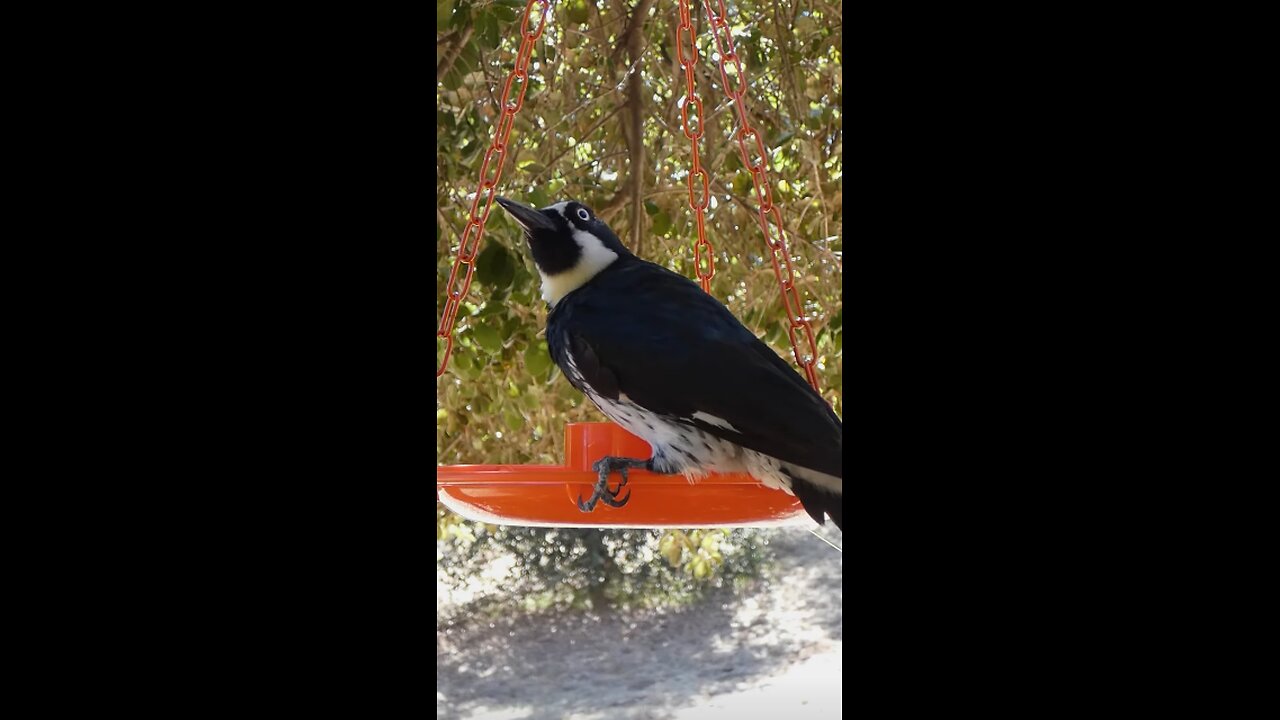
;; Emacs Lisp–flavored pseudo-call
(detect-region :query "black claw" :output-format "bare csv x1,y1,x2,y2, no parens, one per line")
607,468,630,496
598,489,631,507
576,456,648,513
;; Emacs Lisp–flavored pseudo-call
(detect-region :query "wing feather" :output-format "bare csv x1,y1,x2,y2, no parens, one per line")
547,260,841,478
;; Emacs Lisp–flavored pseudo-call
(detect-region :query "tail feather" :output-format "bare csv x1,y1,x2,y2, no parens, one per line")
788,474,843,531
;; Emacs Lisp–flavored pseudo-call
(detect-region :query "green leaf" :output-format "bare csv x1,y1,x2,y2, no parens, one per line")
566,0,589,24
451,345,475,372
477,299,507,317
524,339,553,379
444,41,480,90
442,67,463,91
652,211,671,235
644,200,659,216
659,532,684,567
474,241,516,290
442,39,480,91
493,3,518,23
527,186,549,208
479,13,500,50
509,264,532,293
437,0,454,29
518,161,547,175
501,315,521,339
473,323,504,354
453,0,472,28
766,322,785,346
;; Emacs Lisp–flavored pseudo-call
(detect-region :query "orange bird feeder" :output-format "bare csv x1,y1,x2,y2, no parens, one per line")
437,422,813,529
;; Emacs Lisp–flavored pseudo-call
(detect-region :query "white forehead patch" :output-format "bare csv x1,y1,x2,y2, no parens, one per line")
547,201,571,217
539,228,619,306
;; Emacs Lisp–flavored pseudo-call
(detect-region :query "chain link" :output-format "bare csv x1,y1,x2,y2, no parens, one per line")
677,0,715,293
698,0,820,390
437,0,550,378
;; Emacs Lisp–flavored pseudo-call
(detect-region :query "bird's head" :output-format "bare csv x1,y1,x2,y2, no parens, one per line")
495,196,632,306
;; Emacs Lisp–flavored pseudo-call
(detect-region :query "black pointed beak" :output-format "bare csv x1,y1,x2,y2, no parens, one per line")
495,196,556,233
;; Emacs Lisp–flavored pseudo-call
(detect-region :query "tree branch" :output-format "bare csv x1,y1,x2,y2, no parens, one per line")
436,26,474,82
710,177,842,270
621,0,658,257
527,104,626,186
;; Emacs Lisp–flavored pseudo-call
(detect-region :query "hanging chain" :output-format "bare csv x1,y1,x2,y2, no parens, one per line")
698,0,820,390
437,0,551,377
676,0,715,293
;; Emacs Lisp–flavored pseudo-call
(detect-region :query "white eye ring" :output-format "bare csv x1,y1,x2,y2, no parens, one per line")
577,208,590,221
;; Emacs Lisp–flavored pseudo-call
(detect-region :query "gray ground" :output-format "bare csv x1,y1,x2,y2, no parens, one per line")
436,526,843,720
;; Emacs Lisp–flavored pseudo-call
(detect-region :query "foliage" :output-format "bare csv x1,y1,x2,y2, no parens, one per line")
437,524,774,616
437,0,841,598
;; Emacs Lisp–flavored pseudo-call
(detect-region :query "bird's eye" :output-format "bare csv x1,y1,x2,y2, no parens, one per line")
577,208,590,221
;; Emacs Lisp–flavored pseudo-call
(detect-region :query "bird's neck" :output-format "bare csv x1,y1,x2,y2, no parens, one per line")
540,232,627,306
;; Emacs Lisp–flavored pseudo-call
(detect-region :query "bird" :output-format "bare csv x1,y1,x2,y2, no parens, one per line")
494,196,842,530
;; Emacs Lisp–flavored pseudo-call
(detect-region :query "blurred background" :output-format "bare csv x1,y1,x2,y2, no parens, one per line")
437,0,841,716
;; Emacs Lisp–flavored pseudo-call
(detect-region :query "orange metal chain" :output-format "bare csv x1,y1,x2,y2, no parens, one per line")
437,0,551,377
676,0,715,293
697,0,820,390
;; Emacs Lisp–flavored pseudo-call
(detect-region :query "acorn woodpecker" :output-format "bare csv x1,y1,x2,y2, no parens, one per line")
494,196,843,530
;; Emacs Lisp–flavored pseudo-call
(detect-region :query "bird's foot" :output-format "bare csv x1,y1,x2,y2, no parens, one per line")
577,456,651,512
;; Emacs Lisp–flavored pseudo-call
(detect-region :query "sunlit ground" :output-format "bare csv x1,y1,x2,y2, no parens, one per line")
437,526,842,720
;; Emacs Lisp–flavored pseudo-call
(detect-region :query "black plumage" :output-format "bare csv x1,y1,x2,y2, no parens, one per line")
495,196,842,529
548,260,842,481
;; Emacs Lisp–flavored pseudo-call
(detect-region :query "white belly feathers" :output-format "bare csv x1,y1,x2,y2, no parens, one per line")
562,347,800,494
591,391,795,495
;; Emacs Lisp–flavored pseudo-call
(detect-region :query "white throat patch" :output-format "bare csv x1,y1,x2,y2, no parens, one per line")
539,210,619,306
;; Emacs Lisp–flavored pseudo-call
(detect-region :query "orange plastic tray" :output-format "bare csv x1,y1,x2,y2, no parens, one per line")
436,422,812,528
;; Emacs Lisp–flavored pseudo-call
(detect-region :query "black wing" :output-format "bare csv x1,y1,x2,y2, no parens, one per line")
548,259,841,479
